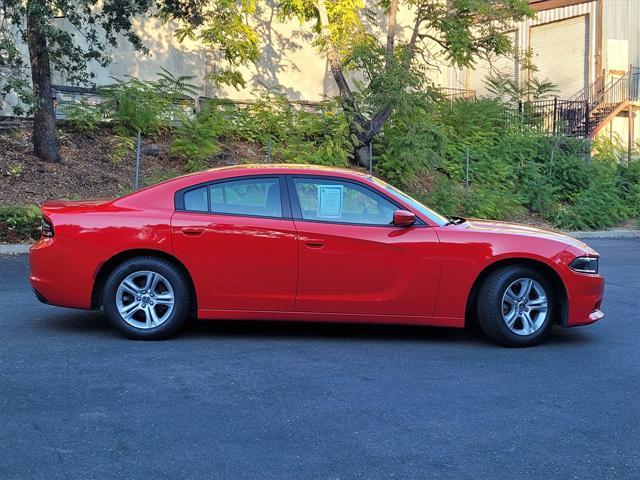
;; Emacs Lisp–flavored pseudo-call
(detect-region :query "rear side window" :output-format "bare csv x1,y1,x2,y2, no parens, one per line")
181,177,283,218
183,187,208,212
210,178,282,217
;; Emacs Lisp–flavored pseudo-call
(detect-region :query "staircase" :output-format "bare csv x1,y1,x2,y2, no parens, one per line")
571,67,639,137
525,66,640,138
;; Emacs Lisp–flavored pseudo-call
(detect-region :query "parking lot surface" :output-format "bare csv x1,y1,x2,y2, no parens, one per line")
1,238,638,479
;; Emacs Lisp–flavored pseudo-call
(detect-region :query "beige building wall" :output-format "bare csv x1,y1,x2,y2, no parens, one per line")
598,109,639,154
38,2,448,104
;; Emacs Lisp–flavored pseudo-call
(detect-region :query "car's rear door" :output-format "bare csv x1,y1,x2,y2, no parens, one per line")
287,175,441,318
171,175,298,313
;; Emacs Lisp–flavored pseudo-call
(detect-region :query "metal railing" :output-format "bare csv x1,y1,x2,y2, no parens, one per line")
437,87,477,102
503,66,639,138
630,67,640,101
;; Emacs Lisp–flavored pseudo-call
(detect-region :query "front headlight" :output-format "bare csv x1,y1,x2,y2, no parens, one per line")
569,256,599,274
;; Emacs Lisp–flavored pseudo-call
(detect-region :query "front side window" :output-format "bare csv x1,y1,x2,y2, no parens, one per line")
292,178,396,225
182,177,283,218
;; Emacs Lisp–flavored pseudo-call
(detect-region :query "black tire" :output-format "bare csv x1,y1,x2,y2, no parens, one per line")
102,256,191,340
477,265,556,347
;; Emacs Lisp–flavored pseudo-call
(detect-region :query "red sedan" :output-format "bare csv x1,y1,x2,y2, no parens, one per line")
29,165,604,346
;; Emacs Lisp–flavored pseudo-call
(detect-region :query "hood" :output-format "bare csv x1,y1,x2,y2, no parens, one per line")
461,218,598,254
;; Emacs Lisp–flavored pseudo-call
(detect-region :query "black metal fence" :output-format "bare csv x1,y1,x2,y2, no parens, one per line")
503,66,639,138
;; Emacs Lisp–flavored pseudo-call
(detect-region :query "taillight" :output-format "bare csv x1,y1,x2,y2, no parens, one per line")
41,216,54,237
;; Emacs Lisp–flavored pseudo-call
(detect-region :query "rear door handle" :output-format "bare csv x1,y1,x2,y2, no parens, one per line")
182,227,204,236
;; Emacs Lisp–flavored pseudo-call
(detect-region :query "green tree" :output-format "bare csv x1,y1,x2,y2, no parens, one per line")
171,0,534,167
158,0,260,89
1,0,154,162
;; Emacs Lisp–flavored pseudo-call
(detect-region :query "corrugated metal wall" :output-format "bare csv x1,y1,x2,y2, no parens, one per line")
529,15,589,97
601,0,640,70
450,1,598,94
516,1,597,87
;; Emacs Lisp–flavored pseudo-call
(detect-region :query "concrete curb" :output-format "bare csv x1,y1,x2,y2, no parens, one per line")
0,244,31,255
567,230,640,239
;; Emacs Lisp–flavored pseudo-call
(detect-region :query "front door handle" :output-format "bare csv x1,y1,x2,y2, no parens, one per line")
305,240,325,249
182,227,204,236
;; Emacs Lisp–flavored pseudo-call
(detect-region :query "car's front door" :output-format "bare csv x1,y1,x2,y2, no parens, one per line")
288,176,441,318
171,175,298,313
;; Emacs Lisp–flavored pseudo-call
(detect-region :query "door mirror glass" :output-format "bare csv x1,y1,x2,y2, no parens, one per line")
393,210,416,227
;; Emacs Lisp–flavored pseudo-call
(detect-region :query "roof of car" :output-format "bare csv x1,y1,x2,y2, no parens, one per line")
205,163,371,178
114,163,379,209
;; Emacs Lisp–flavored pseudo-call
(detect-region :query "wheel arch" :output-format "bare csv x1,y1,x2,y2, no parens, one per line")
91,249,197,314
465,257,568,328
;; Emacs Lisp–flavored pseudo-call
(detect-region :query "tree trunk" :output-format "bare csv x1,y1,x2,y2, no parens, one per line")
354,143,371,169
26,3,60,163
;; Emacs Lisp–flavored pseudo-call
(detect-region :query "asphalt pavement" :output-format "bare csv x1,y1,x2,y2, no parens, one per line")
1,238,639,479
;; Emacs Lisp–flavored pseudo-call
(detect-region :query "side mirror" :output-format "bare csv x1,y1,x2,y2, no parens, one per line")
393,210,416,227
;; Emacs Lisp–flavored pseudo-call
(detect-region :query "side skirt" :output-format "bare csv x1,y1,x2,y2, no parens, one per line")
197,309,464,328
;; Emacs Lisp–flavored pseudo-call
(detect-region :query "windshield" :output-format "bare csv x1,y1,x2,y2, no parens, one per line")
372,178,449,226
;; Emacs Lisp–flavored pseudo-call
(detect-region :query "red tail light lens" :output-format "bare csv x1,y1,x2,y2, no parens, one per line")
41,216,54,237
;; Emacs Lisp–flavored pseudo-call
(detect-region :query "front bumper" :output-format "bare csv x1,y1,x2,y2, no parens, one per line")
564,272,605,327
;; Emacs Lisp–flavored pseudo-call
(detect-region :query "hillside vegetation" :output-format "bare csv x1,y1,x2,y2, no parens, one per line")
1,83,639,243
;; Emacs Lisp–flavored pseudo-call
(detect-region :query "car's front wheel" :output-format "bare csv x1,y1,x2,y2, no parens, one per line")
102,257,191,339
477,265,555,347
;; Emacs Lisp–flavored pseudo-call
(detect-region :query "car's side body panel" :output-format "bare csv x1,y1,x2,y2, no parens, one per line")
29,235,110,309
30,202,175,309
292,220,442,317
171,212,299,312
435,224,605,327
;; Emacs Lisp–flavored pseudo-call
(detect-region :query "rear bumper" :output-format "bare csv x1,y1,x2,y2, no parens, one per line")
564,272,605,327
29,236,109,310
32,287,50,305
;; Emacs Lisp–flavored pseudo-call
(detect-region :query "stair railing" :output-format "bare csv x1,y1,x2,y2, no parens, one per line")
630,67,640,101
569,71,605,104
589,72,629,111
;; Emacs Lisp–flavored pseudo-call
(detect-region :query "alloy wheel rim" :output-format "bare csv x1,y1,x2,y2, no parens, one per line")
116,271,175,329
501,277,548,336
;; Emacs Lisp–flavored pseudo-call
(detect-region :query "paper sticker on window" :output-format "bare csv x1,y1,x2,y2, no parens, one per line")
317,185,343,218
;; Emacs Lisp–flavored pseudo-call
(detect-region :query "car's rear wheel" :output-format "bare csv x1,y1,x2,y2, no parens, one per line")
477,265,555,347
102,257,191,339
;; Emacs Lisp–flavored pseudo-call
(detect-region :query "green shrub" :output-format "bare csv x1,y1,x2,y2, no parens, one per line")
376,94,445,185
275,107,353,166
617,160,640,217
143,168,182,187
0,205,41,242
109,134,136,165
170,107,229,171
63,70,198,137
369,97,639,229
76,70,635,231
184,90,353,168
61,102,105,132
